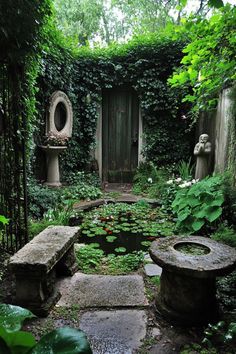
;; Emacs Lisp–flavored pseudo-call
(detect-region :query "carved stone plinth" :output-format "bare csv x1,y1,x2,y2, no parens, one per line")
150,236,236,325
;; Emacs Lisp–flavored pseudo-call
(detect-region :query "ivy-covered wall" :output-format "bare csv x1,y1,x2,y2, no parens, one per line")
35,35,193,180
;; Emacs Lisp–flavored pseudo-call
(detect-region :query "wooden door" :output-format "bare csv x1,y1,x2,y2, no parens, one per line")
102,87,139,182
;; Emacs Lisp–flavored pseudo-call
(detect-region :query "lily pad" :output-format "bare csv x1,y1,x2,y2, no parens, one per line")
106,236,117,243
115,247,126,253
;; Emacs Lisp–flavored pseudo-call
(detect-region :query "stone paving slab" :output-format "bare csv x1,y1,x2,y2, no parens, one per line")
79,310,147,354
144,263,162,277
56,273,148,308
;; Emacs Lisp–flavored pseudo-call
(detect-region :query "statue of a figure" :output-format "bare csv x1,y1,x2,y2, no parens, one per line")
194,134,211,180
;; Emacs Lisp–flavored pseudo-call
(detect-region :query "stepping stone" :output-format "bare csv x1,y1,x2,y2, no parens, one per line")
56,273,148,308
144,263,162,277
79,310,147,354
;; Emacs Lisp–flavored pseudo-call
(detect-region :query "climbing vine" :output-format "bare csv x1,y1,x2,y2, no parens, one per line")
35,33,192,179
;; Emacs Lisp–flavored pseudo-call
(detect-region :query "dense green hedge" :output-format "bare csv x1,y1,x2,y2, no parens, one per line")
35,34,193,179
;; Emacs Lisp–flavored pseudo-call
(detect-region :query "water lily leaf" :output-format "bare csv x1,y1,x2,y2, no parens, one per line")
106,236,117,243
141,241,151,247
115,247,126,253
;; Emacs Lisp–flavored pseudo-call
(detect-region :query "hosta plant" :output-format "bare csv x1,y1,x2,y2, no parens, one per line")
172,176,224,233
0,304,92,354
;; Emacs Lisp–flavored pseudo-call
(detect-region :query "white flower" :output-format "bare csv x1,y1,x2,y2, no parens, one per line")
175,177,182,183
166,179,173,185
179,181,192,188
185,181,192,187
147,178,153,184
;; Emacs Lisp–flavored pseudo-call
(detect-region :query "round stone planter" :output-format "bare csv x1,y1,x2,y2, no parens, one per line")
40,145,67,187
149,236,236,325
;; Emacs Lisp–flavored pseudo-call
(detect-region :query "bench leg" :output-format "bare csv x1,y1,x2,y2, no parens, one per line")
56,246,78,276
14,269,61,317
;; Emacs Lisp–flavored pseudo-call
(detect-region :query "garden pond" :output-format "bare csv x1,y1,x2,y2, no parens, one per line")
77,201,175,255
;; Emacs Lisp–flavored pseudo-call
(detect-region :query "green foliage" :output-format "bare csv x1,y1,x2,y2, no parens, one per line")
27,181,61,219
169,5,236,117
203,321,236,349
0,0,52,63
106,251,144,274
132,162,168,198
211,225,236,248
30,327,92,354
75,244,104,273
0,216,9,230
75,244,144,275
0,304,92,354
177,158,194,181
172,175,224,233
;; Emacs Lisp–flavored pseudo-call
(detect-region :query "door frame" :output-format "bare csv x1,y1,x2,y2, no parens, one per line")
94,90,144,181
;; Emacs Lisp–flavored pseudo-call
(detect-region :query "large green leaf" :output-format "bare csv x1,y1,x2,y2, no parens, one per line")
191,219,205,232
0,305,35,333
30,327,92,354
0,327,36,354
205,206,222,223
0,337,11,354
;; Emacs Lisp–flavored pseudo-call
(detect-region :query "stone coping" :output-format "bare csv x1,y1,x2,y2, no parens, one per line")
73,196,161,211
150,236,236,278
9,226,80,274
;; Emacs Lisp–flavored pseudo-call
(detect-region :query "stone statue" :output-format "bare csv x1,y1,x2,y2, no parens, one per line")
194,134,211,180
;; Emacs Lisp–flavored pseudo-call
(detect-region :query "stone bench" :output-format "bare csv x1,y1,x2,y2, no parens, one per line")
9,226,80,316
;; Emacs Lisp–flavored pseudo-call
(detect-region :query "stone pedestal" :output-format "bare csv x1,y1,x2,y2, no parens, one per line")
40,145,67,187
157,269,217,325
150,236,236,325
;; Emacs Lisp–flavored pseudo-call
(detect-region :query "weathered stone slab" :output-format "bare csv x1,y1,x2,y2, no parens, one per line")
144,263,162,277
56,273,148,308
79,310,147,354
73,199,110,211
9,226,80,274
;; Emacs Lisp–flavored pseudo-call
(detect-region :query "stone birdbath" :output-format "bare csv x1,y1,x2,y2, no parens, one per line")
40,145,67,187
149,236,236,325
39,90,73,187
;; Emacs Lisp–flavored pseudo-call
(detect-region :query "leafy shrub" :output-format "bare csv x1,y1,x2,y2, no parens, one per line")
211,225,236,248
65,171,101,188
172,175,224,233
27,181,61,219
70,184,102,201
0,304,92,354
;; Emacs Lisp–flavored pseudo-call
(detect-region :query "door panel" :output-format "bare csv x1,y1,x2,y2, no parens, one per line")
102,87,139,183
